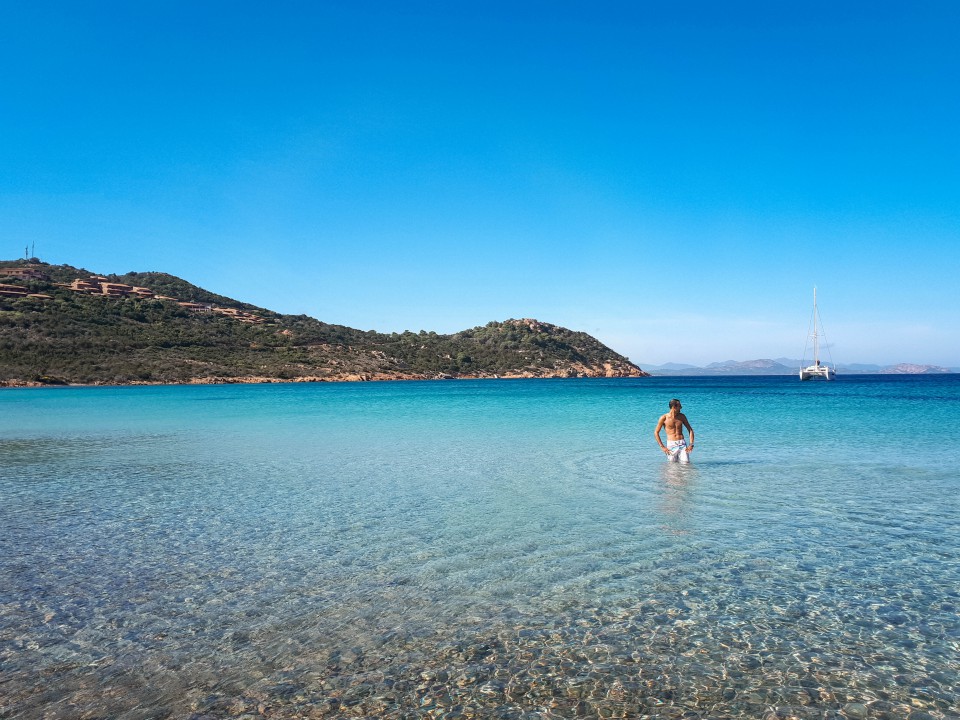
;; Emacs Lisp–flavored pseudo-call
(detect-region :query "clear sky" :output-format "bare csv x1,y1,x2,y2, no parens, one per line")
2,1,958,367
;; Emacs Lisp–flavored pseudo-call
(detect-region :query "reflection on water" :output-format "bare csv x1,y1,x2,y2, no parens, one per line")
1,378,959,719
657,461,696,534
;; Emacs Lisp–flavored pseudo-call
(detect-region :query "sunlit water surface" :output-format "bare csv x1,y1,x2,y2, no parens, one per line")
1,376,958,719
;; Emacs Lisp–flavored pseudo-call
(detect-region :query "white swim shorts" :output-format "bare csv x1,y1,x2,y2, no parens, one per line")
667,439,689,464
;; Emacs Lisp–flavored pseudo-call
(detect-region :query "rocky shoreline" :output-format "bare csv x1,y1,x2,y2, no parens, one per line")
0,364,648,388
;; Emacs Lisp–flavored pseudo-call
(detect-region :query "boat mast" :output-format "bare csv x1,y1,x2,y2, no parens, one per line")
812,286,819,365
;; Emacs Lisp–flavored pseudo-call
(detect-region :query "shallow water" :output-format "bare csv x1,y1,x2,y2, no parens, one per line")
1,376,958,719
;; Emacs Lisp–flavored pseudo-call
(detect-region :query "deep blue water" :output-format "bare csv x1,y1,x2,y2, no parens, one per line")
1,375,958,719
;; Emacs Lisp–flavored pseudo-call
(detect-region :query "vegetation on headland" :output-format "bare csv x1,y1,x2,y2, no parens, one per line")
0,260,647,386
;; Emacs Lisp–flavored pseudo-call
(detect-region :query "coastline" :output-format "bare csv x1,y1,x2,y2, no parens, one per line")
0,364,649,389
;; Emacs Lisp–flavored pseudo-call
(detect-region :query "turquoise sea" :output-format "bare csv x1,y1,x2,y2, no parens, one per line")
1,376,959,720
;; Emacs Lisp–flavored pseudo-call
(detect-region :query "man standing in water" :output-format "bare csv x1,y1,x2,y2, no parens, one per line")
655,399,695,463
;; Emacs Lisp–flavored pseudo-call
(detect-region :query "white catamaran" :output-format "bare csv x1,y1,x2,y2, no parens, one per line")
799,287,834,381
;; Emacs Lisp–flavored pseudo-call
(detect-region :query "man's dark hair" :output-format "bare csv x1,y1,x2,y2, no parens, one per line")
669,399,681,409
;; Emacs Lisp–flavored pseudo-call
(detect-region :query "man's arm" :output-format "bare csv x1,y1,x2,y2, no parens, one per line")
654,416,669,454
682,415,694,453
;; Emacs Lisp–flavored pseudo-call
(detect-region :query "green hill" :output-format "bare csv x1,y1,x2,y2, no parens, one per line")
0,259,647,386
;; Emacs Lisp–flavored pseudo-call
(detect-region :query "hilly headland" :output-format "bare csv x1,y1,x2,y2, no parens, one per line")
0,260,647,386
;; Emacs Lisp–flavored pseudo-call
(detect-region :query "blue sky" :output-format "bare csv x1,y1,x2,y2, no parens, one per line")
2,1,958,366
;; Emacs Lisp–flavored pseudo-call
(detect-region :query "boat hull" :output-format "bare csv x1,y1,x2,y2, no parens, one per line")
800,365,833,381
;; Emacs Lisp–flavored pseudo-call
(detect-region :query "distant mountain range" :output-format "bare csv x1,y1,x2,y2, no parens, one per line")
641,359,958,376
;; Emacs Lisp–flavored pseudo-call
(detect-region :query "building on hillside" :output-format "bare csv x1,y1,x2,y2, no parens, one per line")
0,284,49,300
0,283,29,297
0,267,49,281
61,277,155,298
178,301,212,313
68,278,102,294
100,282,133,297
100,282,154,298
